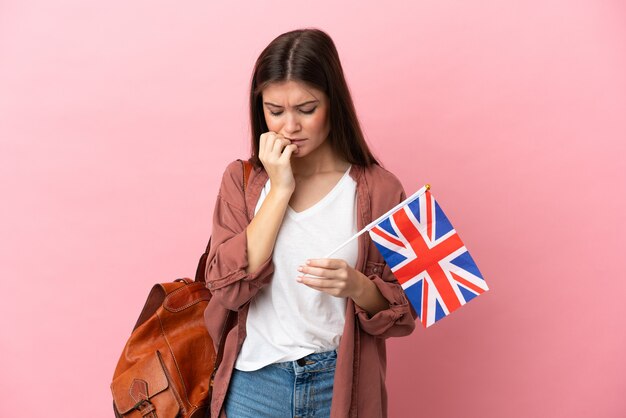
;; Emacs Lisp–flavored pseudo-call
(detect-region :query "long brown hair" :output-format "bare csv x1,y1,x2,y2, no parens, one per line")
248,28,380,169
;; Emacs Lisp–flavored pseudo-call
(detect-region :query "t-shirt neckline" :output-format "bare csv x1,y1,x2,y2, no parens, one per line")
286,164,353,220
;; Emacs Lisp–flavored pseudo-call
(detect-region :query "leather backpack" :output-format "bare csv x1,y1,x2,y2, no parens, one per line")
111,159,253,417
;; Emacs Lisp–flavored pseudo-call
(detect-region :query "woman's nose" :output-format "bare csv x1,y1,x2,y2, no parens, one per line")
284,111,301,133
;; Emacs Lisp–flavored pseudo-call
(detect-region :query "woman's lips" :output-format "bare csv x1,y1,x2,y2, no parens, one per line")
288,138,307,145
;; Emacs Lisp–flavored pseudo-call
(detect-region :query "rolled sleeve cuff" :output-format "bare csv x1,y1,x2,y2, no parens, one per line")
205,226,275,310
355,274,415,337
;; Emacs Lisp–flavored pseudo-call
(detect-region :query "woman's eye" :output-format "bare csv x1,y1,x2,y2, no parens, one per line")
268,107,316,116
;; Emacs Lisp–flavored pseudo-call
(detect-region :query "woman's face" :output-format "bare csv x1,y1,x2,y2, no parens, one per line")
261,80,331,158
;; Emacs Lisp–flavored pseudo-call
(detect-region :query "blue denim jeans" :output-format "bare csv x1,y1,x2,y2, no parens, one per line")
223,349,337,418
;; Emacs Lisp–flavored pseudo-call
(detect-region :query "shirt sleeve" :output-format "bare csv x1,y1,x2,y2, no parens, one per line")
354,262,418,338
354,185,418,338
204,162,275,311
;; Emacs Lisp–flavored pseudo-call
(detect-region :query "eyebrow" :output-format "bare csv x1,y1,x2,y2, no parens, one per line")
263,100,319,108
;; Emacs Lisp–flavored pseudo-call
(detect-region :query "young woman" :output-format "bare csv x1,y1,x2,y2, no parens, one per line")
204,28,417,418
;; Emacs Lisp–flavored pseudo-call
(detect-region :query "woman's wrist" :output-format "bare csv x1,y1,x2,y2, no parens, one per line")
351,272,390,317
268,184,294,199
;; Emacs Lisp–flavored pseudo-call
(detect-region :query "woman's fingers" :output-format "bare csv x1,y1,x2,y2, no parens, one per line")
258,131,296,192
264,133,295,163
271,135,288,155
297,275,334,288
300,259,346,271
298,276,349,298
296,259,361,297
259,132,284,159
279,144,298,161
259,133,266,155
298,265,344,279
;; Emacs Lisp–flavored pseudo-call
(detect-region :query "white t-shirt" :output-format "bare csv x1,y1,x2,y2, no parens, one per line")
235,165,358,371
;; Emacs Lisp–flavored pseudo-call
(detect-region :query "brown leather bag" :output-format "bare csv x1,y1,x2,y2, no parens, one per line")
111,159,253,418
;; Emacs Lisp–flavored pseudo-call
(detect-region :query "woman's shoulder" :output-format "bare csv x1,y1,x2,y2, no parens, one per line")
216,159,249,203
219,159,242,186
220,158,257,184
361,162,404,191
222,157,252,175
217,157,265,198
360,163,407,215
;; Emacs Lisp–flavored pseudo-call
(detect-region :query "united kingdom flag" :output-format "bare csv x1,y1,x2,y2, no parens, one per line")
368,186,489,328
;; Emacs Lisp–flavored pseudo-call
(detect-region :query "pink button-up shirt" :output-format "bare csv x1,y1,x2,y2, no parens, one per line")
204,158,417,417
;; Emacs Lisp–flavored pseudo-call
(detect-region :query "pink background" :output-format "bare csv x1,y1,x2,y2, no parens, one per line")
1,1,625,417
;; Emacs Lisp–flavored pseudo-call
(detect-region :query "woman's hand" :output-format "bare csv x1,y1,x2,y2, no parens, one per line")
258,131,298,194
296,258,391,317
296,258,367,299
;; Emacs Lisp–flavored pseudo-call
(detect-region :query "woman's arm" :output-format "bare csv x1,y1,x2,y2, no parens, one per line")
354,185,418,338
245,187,291,273
297,257,392,317
205,161,290,311
296,174,418,338
207,130,304,310
351,273,391,316
353,262,418,338
298,255,417,338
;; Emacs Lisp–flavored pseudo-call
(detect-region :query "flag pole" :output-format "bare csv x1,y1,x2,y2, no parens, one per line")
322,184,430,258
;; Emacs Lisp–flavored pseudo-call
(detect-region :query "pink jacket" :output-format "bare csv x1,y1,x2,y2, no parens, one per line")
204,158,417,417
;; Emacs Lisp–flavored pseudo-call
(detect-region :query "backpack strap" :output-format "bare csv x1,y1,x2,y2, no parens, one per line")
242,159,253,195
